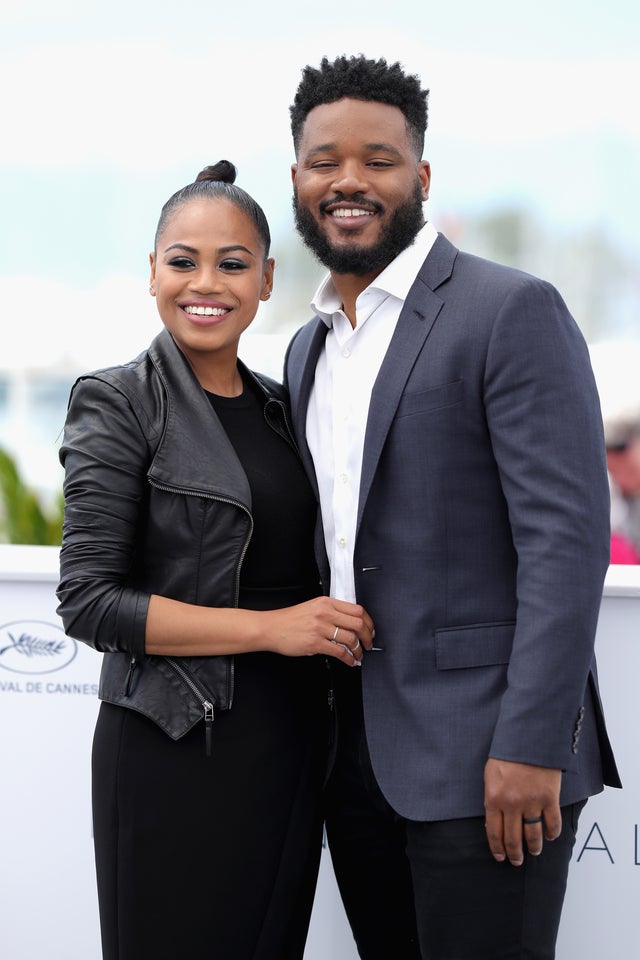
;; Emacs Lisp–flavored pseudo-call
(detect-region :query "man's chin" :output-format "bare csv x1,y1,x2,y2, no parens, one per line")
321,220,386,252
327,237,379,257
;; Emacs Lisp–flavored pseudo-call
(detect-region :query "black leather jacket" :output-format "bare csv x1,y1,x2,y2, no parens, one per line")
57,328,297,743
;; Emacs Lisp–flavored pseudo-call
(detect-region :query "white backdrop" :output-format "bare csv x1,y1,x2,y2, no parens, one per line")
0,547,638,960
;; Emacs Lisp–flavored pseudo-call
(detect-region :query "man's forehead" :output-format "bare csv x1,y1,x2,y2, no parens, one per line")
299,99,410,147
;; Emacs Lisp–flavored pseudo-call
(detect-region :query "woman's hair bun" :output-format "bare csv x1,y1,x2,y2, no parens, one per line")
195,160,237,185
154,159,270,256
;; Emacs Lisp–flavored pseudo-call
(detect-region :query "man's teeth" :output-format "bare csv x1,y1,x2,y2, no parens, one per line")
331,208,374,218
184,306,228,316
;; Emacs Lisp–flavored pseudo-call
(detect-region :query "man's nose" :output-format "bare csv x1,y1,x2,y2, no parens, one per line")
331,163,369,195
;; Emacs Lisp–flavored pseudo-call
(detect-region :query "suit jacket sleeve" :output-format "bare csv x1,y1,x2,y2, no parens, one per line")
483,274,610,770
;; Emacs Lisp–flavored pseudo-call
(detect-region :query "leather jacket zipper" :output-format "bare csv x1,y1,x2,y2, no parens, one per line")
165,656,216,756
124,657,137,696
148,478,254,713
125,652,215,755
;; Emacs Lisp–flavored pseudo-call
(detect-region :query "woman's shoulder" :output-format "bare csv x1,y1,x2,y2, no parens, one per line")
72,330,178,400
69,347,155,408
66,338,168,441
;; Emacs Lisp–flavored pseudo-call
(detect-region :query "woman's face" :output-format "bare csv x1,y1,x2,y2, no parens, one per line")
149,196,273,370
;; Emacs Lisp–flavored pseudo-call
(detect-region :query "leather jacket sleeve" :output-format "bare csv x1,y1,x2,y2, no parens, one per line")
56,375,156,659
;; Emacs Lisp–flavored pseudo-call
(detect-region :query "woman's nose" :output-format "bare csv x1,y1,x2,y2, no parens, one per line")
191,267,223,293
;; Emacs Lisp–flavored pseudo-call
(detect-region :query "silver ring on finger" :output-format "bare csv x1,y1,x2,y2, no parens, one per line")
348,638,361,653
331,626,339,642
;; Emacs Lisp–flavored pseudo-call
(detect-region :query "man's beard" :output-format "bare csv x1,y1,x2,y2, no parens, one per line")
293,181,425,276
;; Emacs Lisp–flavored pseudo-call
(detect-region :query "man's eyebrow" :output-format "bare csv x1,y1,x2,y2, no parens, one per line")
364,142,404,157
304,143,337,158
305,142,404,159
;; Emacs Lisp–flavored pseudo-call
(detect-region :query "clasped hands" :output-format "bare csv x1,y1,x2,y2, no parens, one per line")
484,758,563,866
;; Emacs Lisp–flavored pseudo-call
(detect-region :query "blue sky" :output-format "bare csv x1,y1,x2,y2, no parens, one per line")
1,0,638,368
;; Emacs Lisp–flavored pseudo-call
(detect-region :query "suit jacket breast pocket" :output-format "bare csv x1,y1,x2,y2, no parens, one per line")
434,621,515,670
395,379,464,420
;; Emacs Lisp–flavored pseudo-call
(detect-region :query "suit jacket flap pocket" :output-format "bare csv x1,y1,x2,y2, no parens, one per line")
435,621,515,670
395,379,463,419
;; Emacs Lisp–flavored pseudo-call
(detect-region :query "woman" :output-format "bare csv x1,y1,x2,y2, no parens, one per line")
57,161,373,960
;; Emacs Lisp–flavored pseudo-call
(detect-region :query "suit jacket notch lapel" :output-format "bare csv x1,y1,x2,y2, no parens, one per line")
357,281,444,531
357,236,459,530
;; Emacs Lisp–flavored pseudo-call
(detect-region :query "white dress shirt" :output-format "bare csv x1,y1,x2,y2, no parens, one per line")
306,221,439,601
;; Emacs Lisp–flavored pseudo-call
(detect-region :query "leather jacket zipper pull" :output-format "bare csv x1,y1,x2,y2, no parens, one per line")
124,658,137,696
204,701,215,757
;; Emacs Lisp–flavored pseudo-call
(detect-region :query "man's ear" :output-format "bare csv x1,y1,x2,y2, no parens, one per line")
418,161,431,202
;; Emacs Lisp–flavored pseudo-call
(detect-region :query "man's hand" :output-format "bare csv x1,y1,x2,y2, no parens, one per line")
484,758,562,866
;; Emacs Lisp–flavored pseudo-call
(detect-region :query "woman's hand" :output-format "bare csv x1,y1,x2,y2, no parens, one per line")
145,594,373,662
260,596,374,666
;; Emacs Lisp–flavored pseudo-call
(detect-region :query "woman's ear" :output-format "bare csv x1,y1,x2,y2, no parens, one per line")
149,252,156,296
260,257,275,301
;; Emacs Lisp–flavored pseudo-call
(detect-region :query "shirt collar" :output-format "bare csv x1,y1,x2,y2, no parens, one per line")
311,221,439,327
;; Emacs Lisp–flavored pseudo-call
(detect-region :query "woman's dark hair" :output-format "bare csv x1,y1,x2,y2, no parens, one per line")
154,160,271,257
290,55,429,159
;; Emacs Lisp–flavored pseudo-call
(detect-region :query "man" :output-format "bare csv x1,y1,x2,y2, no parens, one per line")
284,55,620,960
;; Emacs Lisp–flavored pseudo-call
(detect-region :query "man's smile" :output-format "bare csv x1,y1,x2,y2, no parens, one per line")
330,208,375,218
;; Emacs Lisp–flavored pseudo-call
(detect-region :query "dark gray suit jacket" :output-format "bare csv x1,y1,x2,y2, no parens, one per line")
285,233,621,821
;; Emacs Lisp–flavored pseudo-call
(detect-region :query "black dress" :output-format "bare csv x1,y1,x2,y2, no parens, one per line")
92,374,328,960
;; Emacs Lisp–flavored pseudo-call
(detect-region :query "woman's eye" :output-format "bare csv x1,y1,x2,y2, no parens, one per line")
220,259,248,271
167,257,195,269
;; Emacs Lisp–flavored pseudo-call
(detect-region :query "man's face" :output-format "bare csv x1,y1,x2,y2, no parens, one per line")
291,98,430,278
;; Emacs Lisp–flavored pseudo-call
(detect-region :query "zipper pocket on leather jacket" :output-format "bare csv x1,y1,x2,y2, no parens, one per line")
124,657,137,696
165,657,216,757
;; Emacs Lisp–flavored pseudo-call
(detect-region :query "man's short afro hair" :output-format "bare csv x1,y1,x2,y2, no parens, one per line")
290,54,429,158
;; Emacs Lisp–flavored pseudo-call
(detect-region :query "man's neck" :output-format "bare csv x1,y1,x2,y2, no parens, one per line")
331,267,386,329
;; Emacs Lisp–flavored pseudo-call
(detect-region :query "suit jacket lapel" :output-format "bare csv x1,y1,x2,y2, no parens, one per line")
357,235,457,532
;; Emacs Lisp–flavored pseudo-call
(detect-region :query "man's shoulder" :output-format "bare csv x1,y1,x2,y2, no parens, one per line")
286,315,326,359
434,234,556,294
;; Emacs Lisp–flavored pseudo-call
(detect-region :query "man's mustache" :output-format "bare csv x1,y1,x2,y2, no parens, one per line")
319,194,384,215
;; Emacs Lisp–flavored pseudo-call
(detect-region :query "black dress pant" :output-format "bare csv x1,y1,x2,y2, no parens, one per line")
325,668,585,960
